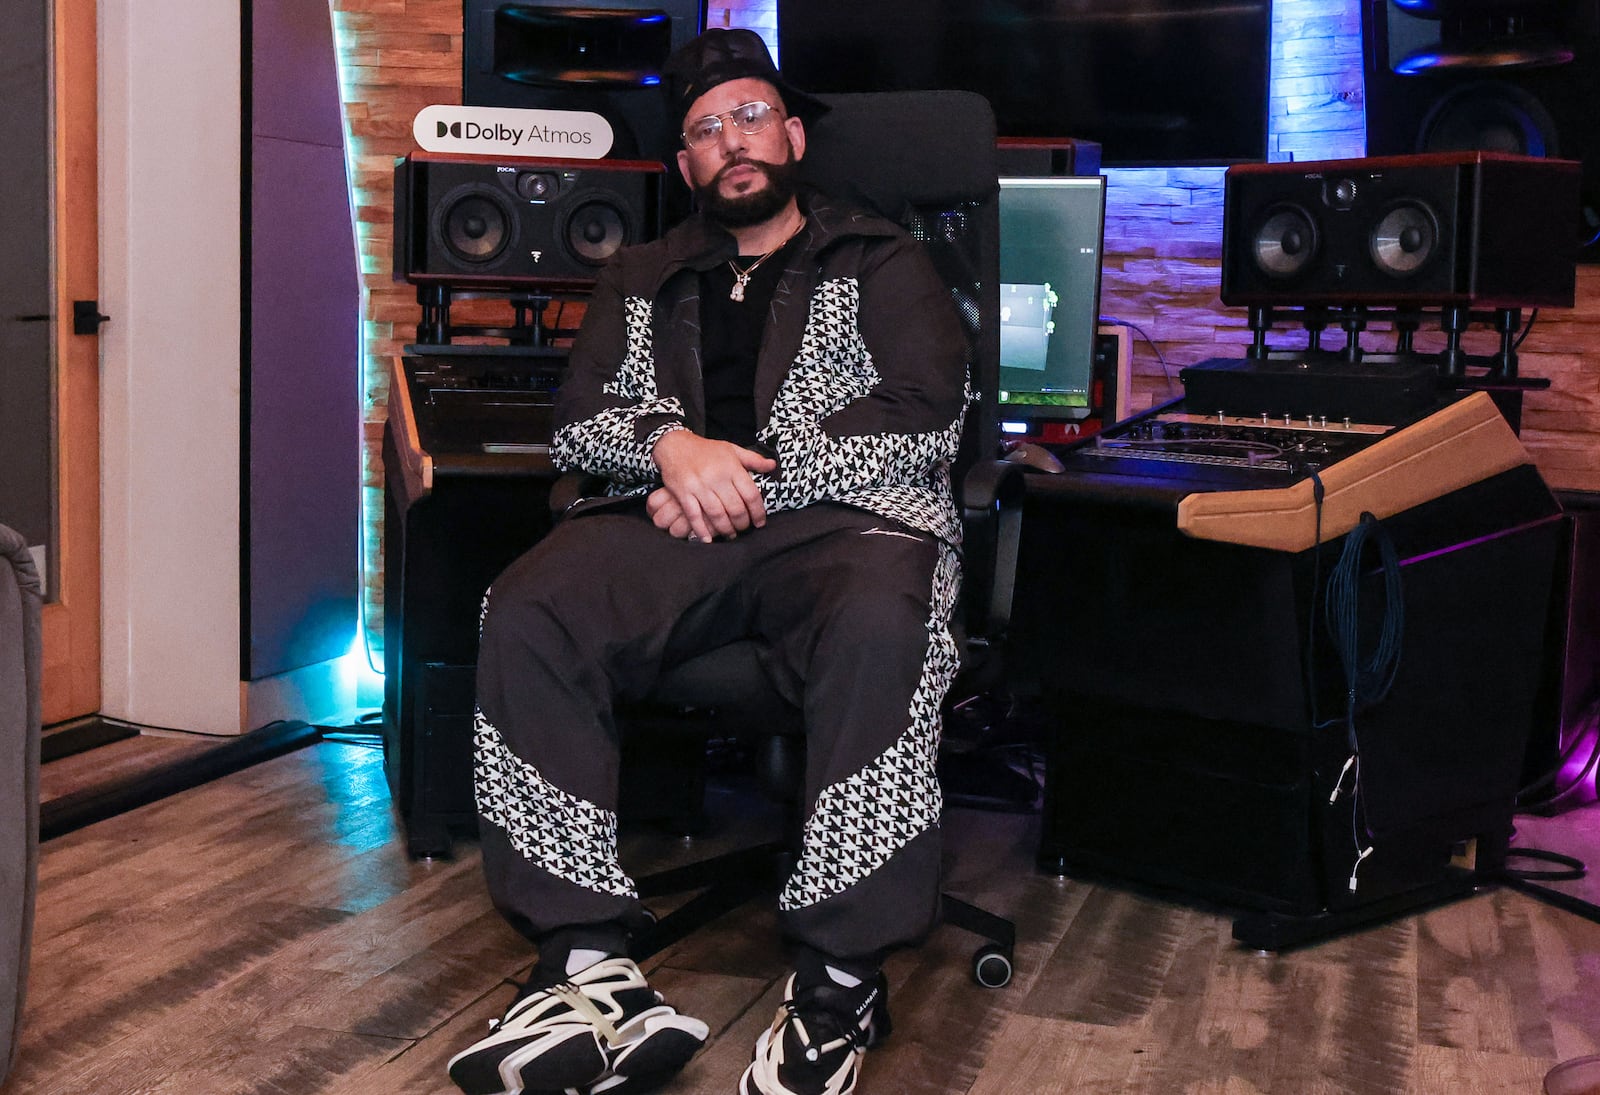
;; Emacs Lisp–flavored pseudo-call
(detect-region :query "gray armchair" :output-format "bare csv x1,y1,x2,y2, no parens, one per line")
0,524,42,1085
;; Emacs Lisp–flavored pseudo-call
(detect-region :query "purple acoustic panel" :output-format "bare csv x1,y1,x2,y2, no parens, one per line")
246,0,360,680
251,0,346,148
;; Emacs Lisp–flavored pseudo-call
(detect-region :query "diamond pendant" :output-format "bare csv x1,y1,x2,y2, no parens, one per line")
730,275,749,302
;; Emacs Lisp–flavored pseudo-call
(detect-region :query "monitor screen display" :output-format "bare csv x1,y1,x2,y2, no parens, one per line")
997,176,1107,434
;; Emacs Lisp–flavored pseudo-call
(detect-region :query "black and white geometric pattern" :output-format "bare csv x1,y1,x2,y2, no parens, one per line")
768,278,880,418
601,298,659,401
779,542,961,909
753,278,967,545
474,708,638,898
554,297,688,488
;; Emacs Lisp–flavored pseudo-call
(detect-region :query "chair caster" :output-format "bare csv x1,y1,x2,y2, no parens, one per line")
972,943,1013,988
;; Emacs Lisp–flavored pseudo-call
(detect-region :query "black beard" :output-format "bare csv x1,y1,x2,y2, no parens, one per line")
695,152,800,230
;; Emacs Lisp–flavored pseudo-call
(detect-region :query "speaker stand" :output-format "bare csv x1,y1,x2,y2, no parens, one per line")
414,284,583,348
1242,303,1554,411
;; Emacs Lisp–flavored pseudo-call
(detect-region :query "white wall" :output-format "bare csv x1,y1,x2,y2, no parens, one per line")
99,0,244,733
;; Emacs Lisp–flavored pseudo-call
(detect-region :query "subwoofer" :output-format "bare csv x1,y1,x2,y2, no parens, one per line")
1362,0,1600,261
462,0,702,165
394,152,665,291
1220,151,1580,308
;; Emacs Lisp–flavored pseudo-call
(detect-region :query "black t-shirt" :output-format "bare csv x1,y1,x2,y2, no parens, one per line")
698,236,801,449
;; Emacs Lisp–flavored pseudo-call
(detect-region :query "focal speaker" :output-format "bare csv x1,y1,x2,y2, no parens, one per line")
462,1,702,165
1362,0,1600,261
1220,151,1580,308
996,136,1103,177
394,152,665,291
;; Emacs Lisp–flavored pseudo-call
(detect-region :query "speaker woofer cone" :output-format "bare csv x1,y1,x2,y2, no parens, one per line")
1419,81,1559,157
436,187,515,264
1252,204,1319,278
564,198,630,265
1370,201,1440,276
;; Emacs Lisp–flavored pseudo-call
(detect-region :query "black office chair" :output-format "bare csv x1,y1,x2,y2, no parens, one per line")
557,90,1025,987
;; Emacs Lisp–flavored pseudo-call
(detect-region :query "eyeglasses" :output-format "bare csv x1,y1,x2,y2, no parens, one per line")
682,100,781,150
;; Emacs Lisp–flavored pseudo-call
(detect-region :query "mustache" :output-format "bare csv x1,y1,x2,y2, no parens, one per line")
714,156,779,184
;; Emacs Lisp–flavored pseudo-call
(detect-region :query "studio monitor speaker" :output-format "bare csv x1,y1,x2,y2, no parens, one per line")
1362,0,1600,261
1220,151,1580,308
462,1,703,165
996,136,1103,178
394,152,665,291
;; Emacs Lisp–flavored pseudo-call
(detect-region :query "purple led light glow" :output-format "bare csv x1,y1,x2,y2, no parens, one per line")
1396,515,1566,569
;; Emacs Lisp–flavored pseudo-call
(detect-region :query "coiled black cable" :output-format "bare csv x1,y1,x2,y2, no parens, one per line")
1324,511,1405,752
1320,510,1405,890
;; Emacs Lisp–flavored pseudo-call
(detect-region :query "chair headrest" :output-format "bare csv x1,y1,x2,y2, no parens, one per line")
799,91,999,222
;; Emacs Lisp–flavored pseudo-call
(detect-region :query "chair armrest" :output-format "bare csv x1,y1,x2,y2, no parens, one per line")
549,471,612,518
0,526,42,598
960,458,1029,515
958,459,1029,643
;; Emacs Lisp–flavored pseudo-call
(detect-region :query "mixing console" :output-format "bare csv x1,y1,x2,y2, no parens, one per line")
1078,411,1391,478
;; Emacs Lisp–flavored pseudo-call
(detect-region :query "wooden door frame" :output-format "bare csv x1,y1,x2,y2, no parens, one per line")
41,0,100,724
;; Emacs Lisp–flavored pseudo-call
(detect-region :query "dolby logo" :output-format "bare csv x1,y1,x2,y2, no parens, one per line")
414,104,613,159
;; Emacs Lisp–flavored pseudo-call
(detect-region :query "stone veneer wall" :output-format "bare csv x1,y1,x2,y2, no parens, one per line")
333,0,1599,650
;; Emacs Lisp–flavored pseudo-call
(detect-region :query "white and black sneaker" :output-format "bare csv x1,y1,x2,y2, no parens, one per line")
448,955,708,1095
738,972,891,1095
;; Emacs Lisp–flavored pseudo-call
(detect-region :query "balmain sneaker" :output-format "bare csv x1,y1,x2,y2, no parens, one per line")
738,971,892,1095
447,955,708,1095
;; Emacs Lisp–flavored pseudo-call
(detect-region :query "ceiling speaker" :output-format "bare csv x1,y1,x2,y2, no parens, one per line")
394,152,665,291
1221,151,1580,308
1363,0,1600,260
462,0,703,164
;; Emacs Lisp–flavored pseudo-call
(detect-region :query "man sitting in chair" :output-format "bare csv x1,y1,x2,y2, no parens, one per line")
450,28,971,1095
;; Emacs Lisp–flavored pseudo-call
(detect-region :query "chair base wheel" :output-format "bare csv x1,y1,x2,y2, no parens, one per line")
973,943,1013,988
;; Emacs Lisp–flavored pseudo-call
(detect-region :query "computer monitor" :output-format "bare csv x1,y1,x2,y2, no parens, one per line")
997,175,1108,441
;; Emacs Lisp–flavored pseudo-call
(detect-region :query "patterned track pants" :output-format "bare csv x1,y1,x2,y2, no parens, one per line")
474,502,960,961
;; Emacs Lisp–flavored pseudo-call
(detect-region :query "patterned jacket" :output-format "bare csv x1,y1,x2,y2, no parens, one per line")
552,190,971,545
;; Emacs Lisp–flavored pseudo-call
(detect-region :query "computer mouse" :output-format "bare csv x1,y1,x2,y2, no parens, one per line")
1002,442,1066,474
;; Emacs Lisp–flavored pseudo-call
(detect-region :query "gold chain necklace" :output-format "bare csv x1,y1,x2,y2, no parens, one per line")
726,217,804,302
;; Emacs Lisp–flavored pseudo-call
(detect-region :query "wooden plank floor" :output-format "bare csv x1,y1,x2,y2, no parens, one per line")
13,740,1600,1094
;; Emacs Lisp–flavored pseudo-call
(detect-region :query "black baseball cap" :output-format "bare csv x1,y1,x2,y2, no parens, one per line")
662,28,829,130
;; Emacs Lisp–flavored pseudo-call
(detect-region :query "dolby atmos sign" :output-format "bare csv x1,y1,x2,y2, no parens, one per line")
413,105,613,159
